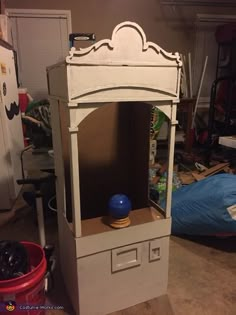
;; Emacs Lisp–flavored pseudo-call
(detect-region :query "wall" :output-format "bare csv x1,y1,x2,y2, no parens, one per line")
6,0,236,55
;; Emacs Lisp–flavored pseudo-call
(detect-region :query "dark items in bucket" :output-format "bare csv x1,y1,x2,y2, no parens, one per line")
0,242,47,315
0,240,29,280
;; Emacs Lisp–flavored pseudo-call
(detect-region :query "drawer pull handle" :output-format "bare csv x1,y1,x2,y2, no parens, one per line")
149,240,161,262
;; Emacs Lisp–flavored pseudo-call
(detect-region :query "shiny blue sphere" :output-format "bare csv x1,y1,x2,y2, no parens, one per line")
108,194,132,218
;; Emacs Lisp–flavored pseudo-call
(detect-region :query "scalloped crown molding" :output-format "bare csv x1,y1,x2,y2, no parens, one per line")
66,21,182,67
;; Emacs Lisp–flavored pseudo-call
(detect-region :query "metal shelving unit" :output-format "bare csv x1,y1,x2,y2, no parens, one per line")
208,25,236,144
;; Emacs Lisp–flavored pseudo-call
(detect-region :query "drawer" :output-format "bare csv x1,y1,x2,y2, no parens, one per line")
111,238,163,273
111,244,142,272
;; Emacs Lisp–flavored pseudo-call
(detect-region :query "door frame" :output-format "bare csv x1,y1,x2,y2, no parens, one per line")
6,8,72,43
6,8,72,31
5,8,72,95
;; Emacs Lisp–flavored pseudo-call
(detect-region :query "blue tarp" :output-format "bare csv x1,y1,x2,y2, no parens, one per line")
167,174,236,235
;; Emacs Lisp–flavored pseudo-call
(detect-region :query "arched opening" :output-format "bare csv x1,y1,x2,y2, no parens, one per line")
60,101,170,224
78,101,152,220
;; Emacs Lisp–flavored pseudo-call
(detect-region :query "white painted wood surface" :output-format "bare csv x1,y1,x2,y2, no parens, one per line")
58,212,80,312
47,21,181,315
68,125,82,237
50,99,66,216
47,62,68,101
50,100,80,310
166,103,177,218
67,22,181,66
48,21,181,104
76,218,171,258
0,46,24,209
77,237,169,315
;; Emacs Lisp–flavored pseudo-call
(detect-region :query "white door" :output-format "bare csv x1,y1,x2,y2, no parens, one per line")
7,9,72,100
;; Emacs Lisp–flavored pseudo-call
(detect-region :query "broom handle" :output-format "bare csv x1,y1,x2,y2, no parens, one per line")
191,56,208,129
181,54,188,98
188,52,193,98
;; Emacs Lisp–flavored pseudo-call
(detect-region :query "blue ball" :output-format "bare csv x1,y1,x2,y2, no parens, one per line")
108,194,132,219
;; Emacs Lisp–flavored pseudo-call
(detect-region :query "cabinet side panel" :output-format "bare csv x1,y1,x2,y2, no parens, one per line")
59,101,72,222
58,213,79,314
50,99,79,313
47,63,68,100
77,237,169,315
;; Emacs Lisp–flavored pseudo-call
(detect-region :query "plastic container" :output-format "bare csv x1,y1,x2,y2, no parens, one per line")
18,88,28,113
155,172,182,203
18,88,29,146
0,241,47,314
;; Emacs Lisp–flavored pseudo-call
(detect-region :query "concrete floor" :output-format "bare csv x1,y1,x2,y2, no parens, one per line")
0,200,236,315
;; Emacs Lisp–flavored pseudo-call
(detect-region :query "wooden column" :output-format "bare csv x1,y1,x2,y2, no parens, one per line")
166,102,177,218
69,120,82,237
50,99,66,217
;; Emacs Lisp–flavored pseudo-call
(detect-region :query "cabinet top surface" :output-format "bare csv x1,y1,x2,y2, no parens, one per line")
49,21,182,68
47,21,182,103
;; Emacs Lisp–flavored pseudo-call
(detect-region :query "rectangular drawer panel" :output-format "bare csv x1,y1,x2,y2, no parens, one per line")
112,244,141,272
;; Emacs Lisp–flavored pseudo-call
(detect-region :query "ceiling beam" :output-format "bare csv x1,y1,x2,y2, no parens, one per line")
160,1,236,7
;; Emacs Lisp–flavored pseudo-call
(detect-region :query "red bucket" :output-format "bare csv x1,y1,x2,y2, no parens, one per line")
0,241,47,314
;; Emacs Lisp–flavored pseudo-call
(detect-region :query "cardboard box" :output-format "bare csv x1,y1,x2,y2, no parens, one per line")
219,136,236,149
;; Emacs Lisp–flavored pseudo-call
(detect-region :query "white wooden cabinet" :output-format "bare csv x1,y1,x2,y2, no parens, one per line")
47,21,181,315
